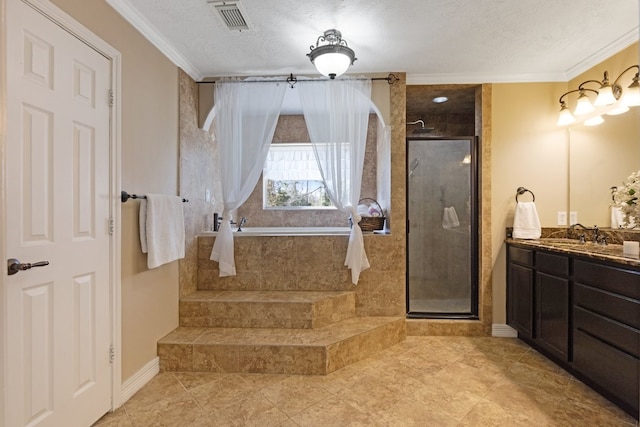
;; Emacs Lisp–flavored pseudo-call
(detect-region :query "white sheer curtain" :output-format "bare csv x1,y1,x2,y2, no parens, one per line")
298,79,372,284
210,78,286,276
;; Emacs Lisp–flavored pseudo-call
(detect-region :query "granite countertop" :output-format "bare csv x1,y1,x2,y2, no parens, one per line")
506,237,640,268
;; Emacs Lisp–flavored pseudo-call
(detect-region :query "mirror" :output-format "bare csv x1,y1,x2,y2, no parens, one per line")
568,43,640,228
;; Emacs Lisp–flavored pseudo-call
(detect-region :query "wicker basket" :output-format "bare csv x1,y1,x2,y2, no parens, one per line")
356,198,385,231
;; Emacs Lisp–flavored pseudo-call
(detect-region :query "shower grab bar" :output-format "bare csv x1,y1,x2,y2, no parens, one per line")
121,191,189,203
515,187,535,202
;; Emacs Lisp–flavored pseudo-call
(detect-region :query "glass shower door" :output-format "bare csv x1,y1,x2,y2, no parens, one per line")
407,137,478,318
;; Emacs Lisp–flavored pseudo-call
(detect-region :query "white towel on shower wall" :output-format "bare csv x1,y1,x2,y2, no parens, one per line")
139,194,185,269
512,201,541,239
442,206,460,229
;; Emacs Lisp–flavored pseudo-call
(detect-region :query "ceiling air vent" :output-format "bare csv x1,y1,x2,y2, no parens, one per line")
208,1,251,31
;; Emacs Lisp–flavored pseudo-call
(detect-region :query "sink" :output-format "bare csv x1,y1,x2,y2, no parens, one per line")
535,238,583,246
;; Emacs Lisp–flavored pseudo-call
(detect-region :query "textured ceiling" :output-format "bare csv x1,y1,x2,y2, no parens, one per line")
108,0,639,83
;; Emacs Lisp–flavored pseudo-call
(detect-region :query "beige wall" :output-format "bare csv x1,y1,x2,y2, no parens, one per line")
490,81,569,324
50,0,180,381
490,42,640,325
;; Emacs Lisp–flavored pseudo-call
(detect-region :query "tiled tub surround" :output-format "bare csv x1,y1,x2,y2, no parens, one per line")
157,234,406,375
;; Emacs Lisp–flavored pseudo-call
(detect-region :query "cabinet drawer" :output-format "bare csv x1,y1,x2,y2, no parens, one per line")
509,246,533,266
536,252,568,276
573,329,639,415
574,260,640,299
574,283,640,329
574,306,639,358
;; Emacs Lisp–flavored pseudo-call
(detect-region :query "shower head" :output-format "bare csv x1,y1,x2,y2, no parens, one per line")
407,119,434,135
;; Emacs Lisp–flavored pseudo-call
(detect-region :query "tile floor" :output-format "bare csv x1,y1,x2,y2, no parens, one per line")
94,336,638,426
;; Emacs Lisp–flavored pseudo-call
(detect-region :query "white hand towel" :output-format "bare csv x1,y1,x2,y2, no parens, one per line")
442,206,460,229
512,201,541,239
139,194,185,269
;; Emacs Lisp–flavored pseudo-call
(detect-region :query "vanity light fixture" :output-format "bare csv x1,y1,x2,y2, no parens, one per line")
583,115,604,126
307,29,357,79
556,64,640,127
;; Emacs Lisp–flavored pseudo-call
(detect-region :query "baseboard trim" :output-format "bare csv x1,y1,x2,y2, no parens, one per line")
121,357,159,403
492,324,518,338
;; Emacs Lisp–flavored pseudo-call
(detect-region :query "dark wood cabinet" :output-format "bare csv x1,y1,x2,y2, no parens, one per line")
534,252,570,360
506,243,640,418
572,259,639,416
507,257,533,337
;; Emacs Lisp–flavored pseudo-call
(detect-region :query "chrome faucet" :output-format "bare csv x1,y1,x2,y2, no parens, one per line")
237,216,247,232
569,223,605,244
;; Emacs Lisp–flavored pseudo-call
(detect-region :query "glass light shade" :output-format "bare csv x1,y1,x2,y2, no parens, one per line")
312,52,351,78
621,80,640,107
594,84,617,106
584,115,604,126
557,105,575,126
606,105,629,115
308,43,355,79
574,92,595,115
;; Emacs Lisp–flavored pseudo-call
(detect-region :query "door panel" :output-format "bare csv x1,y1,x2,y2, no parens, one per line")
5,1,113,425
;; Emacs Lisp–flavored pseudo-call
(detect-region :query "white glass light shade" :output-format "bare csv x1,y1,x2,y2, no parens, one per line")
622,79,640,107
594,85,617,106
312,51,352,78
606,105,629,115
584,115,604,126
557,104,576,126
308,39,355,79
574,92,595,115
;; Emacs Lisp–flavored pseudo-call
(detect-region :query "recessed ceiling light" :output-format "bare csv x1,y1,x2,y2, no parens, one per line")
433,96,448,103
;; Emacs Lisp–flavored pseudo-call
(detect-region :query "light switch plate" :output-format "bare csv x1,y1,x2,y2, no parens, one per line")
569,211,578,225
557,211,567,226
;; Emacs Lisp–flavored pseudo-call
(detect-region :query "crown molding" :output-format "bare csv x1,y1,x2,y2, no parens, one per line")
565,27,639,80
407,71,567,85
106,0,204,81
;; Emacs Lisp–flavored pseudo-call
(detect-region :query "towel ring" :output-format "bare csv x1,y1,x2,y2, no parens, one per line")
515,187,535,202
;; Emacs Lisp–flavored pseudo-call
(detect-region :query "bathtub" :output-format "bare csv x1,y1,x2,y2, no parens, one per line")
203,226,352,236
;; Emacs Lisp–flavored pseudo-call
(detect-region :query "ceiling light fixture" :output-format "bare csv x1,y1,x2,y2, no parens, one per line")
307,29,356,79
433,96,448,103
556,64,640,127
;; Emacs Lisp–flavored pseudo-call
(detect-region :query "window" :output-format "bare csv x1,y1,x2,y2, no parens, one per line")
263,143,334,209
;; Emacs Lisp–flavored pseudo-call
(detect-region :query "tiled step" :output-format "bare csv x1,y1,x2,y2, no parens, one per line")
158,316,406,375
179,290,356,329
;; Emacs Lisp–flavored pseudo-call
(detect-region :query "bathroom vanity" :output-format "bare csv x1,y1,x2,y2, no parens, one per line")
506,238,639,418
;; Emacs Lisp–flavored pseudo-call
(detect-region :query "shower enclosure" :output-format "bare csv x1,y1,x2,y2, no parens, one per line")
407,137,478,318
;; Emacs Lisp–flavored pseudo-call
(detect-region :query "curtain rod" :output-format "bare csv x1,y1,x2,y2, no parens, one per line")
196,73,398,88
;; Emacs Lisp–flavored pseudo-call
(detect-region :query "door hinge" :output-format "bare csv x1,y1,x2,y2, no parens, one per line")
109,345,115,364
108,218,115,236
108,89,114,107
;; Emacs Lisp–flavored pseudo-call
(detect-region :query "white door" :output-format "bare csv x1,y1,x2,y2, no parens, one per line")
5,0,113,426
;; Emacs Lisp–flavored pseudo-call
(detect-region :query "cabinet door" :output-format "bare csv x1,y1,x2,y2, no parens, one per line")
507,263,533,338
536,272,569,360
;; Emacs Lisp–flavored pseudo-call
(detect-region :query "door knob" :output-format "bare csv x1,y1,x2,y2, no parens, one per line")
7,258,50,275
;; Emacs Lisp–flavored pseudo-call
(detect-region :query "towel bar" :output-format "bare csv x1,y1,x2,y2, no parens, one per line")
121,191,188,203
515,187,535,202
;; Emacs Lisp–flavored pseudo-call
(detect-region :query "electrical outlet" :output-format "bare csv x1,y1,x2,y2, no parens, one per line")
557,211,567,226
569,211,578,225
205,188,211,203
